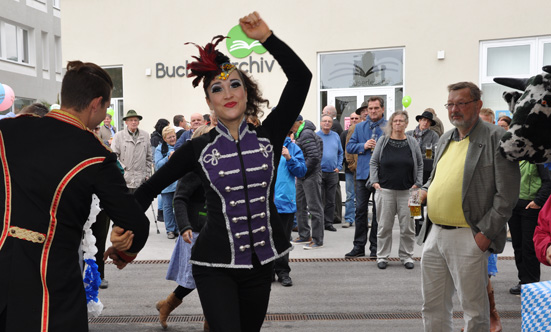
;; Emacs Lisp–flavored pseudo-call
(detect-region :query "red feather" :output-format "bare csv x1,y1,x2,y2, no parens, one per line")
186,35,229,87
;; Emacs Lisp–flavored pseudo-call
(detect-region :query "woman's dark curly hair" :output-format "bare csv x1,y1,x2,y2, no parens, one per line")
154,118,170,135
186,36,268,118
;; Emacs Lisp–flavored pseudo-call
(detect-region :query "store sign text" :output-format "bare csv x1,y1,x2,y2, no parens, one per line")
156,56,276,79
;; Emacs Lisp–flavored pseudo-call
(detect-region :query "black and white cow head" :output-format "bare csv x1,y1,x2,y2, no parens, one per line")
495,65,551,163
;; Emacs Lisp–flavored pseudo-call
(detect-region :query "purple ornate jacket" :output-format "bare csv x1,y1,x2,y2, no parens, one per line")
135,34,312,268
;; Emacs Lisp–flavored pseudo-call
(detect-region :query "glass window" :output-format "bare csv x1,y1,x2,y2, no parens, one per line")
20,28,28,63
487,45,530,76
5,23,18,62
480,36,550,113
1,22,30,63
544,43,551,66
14,97,35,114
54,36,61,73
394,87,403,114
480,83,511,113
320,49,404,89
41,32,49,70
104,67,124,98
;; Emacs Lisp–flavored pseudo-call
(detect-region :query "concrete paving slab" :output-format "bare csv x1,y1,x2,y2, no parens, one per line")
93,201,536,331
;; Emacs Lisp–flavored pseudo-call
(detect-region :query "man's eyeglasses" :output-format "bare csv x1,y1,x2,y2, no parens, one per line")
444,100,477,110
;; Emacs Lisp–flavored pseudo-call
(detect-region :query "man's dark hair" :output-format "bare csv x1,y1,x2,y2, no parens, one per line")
203,113,210,125
367,96,385,109
61,61,113,112
20,103,49,117
447,82,482,101
173,115,184,127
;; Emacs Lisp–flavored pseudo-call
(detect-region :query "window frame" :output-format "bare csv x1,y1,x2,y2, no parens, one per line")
479,36,551,112
0,20,31,65
537,37,551,69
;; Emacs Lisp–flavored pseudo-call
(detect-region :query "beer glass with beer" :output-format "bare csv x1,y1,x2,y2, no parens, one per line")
408,188,422,218
425,143,433,159
371,133,378,152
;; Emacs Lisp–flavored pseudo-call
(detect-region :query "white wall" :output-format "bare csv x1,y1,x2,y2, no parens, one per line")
61,0,551,132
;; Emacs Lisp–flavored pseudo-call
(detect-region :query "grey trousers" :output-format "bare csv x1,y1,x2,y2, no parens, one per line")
296,170,324,245
421,226,490,332
374,188,414,263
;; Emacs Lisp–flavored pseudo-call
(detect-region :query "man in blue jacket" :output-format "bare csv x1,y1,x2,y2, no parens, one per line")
274,133,307,286
345,96,387,258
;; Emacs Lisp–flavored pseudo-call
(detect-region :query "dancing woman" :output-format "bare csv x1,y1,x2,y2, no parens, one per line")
134,12,311,332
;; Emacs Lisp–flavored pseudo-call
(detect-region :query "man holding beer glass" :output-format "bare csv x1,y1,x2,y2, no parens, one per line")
369,111,423,270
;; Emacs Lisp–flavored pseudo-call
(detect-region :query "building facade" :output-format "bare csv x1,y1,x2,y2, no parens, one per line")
1,0,62,114
60,1,551,131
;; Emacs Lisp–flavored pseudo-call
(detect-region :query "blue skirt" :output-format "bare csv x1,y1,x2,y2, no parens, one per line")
166,232,199,289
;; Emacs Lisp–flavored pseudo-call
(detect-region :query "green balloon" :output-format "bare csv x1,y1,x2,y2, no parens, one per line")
402,96,412,108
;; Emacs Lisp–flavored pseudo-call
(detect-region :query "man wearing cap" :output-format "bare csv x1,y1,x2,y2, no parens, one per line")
406,110,439,156
111,110,153,192
357,101,369,122
345,96,387,258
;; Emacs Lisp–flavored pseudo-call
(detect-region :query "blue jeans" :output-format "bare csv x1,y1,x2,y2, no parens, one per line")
161,192,177,233
157,194,162,209
344,172,356,224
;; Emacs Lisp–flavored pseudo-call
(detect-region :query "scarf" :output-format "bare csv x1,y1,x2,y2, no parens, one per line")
412,126,428,144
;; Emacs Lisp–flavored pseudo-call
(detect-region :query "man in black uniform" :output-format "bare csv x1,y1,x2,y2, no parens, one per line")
0,61,150,332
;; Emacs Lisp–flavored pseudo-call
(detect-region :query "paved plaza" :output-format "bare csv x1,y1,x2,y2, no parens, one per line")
89,202,546,331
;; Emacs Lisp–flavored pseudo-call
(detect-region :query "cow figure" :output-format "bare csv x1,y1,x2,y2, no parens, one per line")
495,65,551,163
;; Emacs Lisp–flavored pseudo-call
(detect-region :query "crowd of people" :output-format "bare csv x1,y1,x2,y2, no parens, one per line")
2,10,551,332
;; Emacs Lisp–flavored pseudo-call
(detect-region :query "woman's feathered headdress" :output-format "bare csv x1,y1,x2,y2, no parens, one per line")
186,35,236,88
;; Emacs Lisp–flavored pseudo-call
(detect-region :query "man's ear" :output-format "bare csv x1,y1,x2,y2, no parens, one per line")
89,96,104,112
476,99,483,110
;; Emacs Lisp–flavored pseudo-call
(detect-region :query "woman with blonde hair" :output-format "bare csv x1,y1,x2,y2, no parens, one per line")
154,126,178,239
156,125,212,330
369,111,423,269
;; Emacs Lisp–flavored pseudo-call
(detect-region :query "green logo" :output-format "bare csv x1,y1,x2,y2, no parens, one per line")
226,25,267,58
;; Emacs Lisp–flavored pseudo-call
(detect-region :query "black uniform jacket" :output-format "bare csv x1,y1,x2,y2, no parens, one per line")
0,110,149,332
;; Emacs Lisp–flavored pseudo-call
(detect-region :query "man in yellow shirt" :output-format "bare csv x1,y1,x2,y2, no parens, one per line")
418,82,520,332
